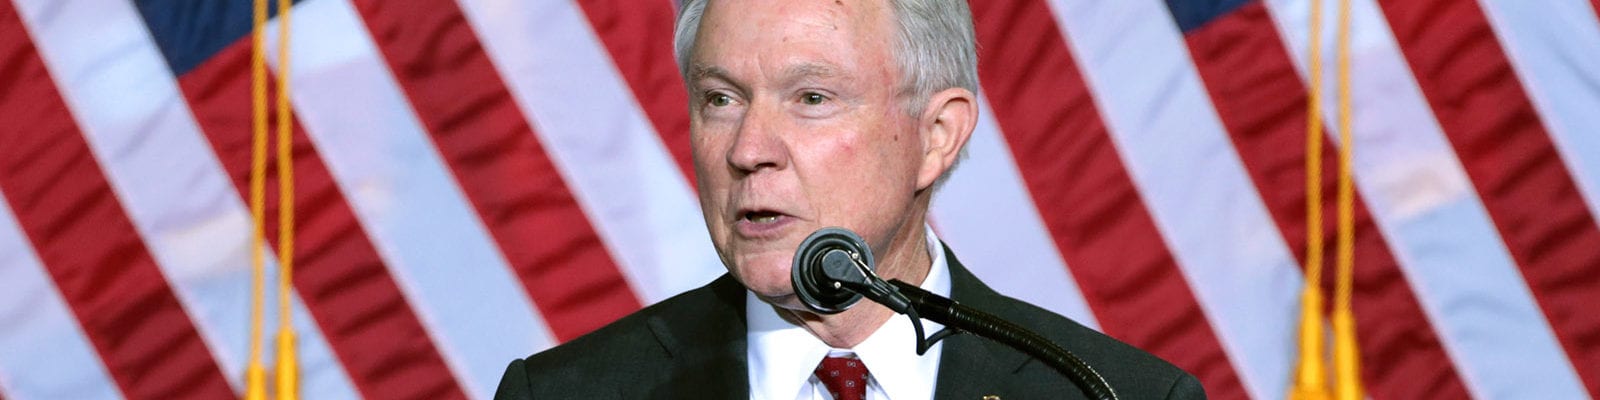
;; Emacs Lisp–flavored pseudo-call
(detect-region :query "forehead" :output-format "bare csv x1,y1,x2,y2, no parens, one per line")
692,0,897,78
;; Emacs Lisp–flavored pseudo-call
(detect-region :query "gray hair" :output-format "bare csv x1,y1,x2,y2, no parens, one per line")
672,0,978,186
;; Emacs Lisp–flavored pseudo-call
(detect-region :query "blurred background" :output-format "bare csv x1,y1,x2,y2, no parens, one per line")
2,0,1597,399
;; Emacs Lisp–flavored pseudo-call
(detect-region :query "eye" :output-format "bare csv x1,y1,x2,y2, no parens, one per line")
706,92,735,107
800,92,827,105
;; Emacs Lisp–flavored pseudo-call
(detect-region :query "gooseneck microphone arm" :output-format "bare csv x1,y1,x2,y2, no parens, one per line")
792,228,1118,400
885,280,1116,400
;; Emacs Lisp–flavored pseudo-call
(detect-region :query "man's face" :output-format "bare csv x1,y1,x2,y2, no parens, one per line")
689,0,930,308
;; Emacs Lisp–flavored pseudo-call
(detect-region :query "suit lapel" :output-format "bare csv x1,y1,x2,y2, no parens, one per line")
637,249,1039,398
641,275,751,399
933,246,1037,399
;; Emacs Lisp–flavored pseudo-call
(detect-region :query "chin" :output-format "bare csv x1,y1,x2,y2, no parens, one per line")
732,252,801,303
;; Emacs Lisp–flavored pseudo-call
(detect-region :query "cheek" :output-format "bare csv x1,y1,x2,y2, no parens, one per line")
690,127,730,182
860,122,923,185
807,120,917,187
689,130,717,172
690,131,731,219
807,132,915,211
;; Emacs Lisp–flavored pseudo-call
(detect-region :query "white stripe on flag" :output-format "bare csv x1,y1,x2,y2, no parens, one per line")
1264,0,1590,397
1045,1,1304,398
455,0,725,303
931,99,1101,329
265,1,555,397
0,198,124,400
1477,0,1600,225
12,0,361,397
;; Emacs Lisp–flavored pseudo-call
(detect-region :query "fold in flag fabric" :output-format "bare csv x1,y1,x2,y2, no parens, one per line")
1,0,1597,399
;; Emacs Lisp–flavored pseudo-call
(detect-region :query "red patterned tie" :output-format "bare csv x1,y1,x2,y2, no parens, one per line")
814,356,870,400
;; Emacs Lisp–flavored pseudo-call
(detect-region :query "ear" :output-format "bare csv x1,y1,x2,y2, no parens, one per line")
914,87,978,191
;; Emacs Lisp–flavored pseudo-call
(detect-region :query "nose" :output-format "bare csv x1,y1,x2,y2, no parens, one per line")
727,102,789,174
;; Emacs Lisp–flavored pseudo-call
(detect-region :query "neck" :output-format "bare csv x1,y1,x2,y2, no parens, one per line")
782,198,934,348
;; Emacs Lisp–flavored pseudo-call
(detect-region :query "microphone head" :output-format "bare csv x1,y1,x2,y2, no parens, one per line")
791,227,875,314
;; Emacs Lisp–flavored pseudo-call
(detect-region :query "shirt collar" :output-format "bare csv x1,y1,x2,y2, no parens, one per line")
746,225,952,400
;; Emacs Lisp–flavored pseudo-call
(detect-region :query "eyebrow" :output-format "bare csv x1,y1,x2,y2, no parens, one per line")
690,62,845,83
781,63,842,81
690,64,732,83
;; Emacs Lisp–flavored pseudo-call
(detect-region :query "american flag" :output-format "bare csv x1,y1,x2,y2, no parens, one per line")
1,0,1597,399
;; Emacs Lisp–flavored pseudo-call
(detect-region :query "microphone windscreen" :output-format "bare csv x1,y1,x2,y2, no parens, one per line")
791,227,874,314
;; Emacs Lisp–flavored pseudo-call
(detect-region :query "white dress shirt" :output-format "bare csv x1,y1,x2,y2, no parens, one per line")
747,225,953,400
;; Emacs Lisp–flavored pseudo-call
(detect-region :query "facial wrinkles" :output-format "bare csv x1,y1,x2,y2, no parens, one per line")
690,0,930,301
721,37,875,211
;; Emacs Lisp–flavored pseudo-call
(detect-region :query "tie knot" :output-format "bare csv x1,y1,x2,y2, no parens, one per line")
814,356,870,400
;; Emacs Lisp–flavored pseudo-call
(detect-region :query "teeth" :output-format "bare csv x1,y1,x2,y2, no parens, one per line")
747,213,779,223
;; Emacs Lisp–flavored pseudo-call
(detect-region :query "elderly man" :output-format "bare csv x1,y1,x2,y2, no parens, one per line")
495,0,1204,398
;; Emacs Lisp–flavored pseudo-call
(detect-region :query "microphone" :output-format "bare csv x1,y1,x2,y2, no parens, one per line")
790,227,1119,400
789,227,911,315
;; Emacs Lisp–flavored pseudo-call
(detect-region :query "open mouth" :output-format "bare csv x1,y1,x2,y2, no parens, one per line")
742,210,783,224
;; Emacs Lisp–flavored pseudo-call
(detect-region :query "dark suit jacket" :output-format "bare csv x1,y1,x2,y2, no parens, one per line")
495,247,1206,399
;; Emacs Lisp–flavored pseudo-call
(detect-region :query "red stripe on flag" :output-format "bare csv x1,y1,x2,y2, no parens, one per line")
573,0,696,185
347,0,644,341
970,1,1249,398
1377,0,1600,394
176,40,467,399
0,3,235,398
1181,3,1475,398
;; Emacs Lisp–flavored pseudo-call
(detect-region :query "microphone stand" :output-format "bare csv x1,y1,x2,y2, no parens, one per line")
885,280,1117,400
793,228,1118,400
833,277,1118,400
